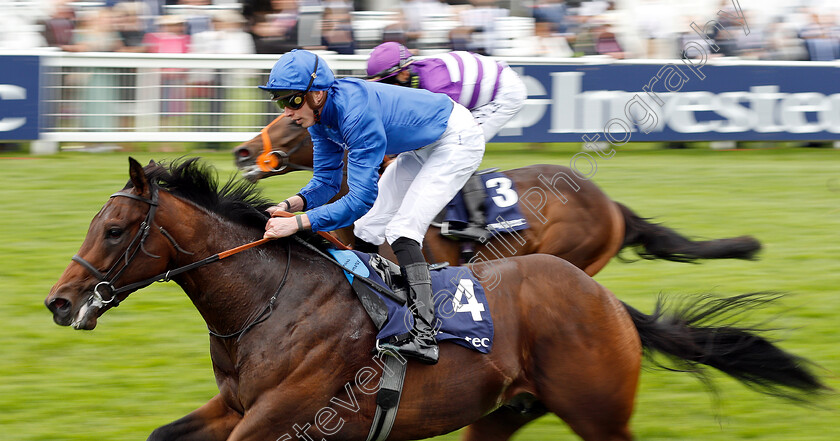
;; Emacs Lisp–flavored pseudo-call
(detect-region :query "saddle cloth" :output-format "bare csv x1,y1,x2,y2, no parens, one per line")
327,249,494,354
442,171,529,236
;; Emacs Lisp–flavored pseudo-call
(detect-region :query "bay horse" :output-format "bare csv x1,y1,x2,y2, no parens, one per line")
46,158,825,441
232,116,762,276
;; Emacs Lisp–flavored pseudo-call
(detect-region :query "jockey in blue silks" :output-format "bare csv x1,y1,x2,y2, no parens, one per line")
261,49,485,364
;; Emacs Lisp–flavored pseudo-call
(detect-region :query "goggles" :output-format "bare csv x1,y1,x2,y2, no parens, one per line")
270,90,307,110
268,55,320,111
367,65,404,82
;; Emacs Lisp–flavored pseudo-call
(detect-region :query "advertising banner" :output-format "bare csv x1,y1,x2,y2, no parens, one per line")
0,55,40,141
500,63,840,143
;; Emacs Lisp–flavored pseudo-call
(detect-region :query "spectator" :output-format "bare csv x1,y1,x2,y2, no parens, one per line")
143,15,190,121
387,0,453,49
531,0,569,34
61,9,123,131
763,18,808,61
143,14,190,53
593,20,625,59
178,0,214,36
62,8,123,52
534,19,574,57
451,0,509,54
676,15,720,60
42,1,76,48
571,18,598,56
320,6,355,54
191,10,255,54
188,10,255,131
799,12,839,61
113,1,148,52
734,10,766,59
251,0,300,54
706,0,738,56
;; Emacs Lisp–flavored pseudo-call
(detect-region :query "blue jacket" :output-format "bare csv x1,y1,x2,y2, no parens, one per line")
299,78,454,232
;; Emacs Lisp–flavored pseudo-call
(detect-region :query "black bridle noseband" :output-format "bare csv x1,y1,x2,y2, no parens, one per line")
71,188,290,340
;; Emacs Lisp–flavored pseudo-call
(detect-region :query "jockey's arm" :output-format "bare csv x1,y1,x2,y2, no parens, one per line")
300,111,387,233
297,133,344,209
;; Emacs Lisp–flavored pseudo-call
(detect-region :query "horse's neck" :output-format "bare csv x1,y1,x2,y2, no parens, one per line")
160,200,306,336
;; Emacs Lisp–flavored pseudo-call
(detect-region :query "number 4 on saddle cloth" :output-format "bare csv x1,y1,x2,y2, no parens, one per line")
435,169,530,244
327,249,494,354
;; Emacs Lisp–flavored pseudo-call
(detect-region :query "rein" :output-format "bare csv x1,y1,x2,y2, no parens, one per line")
257,114,314,173
292,236,405,304
208,241,291,341
270,210,349,250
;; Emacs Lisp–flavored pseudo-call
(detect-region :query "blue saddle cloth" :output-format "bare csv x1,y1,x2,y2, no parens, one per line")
443,171,529,235
328,249,494,353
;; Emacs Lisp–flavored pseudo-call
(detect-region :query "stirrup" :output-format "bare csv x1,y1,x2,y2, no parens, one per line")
447,225,489,242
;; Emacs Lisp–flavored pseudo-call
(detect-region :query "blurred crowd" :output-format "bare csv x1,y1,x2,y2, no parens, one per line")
1,0,839,60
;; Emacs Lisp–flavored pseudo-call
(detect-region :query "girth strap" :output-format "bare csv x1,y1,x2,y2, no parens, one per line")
366,352,408,441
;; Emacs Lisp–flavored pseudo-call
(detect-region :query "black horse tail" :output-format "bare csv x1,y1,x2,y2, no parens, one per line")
622,292,829,402
617,202,762,262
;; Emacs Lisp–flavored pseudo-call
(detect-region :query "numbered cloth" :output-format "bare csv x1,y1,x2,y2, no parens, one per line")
328,249,495,353
443,171,529,235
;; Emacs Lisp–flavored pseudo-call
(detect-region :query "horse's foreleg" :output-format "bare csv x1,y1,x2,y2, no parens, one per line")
147,394,241,441
461,405,546,441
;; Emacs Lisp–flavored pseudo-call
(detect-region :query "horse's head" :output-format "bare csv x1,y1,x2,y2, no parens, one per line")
233,116,314,182
45,158,178,330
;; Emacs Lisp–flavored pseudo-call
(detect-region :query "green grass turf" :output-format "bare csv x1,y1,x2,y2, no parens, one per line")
1,144,838,440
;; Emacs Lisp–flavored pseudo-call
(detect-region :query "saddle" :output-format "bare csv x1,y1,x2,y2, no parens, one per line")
325,248,494,441
432,168,530,262
326,249,494,352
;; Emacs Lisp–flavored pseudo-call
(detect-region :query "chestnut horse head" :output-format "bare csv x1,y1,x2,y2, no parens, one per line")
234,116,314,182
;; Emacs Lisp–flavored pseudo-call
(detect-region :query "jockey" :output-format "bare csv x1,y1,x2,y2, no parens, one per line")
261,49,485,365
366,42,527,241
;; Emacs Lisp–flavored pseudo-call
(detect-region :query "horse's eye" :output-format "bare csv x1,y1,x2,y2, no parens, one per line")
107,227,123,239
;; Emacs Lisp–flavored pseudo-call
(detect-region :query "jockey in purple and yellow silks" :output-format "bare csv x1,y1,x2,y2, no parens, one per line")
367,42,527,241
261,49,485,364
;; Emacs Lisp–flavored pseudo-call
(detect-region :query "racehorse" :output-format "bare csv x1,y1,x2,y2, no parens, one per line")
232,116,762,276
46,158,825,441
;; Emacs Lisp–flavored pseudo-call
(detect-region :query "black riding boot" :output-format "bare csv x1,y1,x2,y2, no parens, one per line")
382,238,439,364
449,174,488,242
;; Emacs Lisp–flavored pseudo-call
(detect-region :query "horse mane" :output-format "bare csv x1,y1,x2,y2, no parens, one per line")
127,158,275,231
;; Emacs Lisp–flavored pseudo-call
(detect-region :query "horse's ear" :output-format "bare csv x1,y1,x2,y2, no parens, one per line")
147,159,157,167
128,157,150,196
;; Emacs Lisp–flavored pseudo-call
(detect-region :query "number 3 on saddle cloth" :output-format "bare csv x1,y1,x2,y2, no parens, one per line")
327,249,494,354
436,170,529,243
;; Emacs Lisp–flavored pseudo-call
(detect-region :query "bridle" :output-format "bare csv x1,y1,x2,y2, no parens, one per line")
256,114,314,174
72,189,164,307
70,188,294,340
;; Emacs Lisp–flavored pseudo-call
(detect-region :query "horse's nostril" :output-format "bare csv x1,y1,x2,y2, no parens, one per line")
49,297,71,313
235,148,251,159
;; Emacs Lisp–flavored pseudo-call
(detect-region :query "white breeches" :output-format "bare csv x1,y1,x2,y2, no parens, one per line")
354,103,485,246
